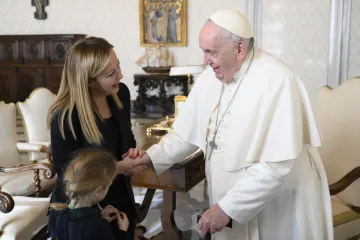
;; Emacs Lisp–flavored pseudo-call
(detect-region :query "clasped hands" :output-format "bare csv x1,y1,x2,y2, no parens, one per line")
116,148,151,178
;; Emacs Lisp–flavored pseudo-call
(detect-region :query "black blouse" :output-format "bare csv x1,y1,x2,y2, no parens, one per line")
52,207,128,240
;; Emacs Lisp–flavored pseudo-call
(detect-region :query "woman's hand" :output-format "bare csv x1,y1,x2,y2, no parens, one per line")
121,148,146,159
116,153,151,176
116,211,129,231
98,204,119,222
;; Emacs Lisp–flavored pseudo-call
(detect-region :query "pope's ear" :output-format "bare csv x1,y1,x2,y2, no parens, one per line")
236,40,247,60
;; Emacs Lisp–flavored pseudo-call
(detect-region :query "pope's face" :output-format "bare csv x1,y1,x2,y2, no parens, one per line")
199,21,246,83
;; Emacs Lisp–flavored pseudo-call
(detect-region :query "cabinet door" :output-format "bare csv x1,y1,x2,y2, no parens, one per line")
0,38,20,66
44,67,63,94
21,38,48,66
0,68,18,103
18,68,45,101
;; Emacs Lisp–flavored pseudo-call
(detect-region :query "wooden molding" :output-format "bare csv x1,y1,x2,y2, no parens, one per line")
329,167,360,195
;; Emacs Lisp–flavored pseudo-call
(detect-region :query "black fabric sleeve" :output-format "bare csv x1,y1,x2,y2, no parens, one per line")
50,112,82,178
118,83,136,148
91,219,128,240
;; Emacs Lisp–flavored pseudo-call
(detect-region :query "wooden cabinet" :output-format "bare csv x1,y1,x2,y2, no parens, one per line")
0,34,85,102
0,68,17,103
17,68,45,101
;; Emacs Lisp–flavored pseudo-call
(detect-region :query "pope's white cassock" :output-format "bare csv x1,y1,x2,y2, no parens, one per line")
146,47,334,240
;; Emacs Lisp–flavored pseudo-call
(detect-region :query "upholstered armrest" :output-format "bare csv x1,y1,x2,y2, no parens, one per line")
329,167,360,196
30,141,50,147
16,142,50,153
0,162,55,179
0,162,55,214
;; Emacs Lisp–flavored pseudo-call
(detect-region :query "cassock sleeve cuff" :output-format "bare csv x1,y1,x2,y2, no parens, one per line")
218,197,237,222
146,145,171,175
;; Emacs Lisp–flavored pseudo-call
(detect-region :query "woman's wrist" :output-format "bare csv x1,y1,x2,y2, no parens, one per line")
116,160,126,175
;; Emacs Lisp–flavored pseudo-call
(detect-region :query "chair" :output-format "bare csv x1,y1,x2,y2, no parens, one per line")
316,77,360,240
0,101,55,197
17,87,56,163
0,160,55,240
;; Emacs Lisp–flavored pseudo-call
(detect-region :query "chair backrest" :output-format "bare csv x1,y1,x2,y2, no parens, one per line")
315,77,360,207
17,88,56,143
0,101,22,167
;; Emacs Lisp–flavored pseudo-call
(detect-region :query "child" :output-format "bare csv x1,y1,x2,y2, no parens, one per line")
50,148,129,240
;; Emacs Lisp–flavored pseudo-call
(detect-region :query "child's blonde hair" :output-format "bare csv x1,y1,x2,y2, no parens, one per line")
51,147,117,210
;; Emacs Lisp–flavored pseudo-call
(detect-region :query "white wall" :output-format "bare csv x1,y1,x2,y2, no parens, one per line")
348,0,360,79
2,0,357,103
0,0,246,99
262,0,330,102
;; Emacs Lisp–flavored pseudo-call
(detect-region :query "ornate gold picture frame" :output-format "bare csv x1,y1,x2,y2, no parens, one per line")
139,0,187,47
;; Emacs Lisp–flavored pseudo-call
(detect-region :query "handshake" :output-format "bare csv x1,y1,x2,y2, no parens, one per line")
117,148,151,178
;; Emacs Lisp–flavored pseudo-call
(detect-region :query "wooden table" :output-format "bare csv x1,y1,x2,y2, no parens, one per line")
132,123,205,239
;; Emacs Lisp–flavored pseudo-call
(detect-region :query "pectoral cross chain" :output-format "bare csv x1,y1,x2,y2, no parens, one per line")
209,140,218,149
207,133,218,161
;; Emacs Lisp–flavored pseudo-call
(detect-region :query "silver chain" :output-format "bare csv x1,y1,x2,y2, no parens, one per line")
207,48,255,161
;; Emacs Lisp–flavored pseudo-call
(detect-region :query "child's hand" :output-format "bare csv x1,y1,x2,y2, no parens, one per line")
116,211,129,231
122,148,146,159
98,204,119,222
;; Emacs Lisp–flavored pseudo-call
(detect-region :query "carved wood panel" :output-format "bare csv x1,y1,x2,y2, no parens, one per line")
21,38,48,65
17,68,45,101
48,39,72,66
44,67,63,94
0,39,20,66
0,68,17,103
0,34,85,102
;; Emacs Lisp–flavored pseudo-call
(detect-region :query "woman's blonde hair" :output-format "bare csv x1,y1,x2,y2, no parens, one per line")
50,147,117,211
48,37,122,145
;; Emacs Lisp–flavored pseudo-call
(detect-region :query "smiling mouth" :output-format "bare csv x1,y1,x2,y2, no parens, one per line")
213,67,220,72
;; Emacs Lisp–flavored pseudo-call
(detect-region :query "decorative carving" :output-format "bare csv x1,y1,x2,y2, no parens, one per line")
0,162,55,179
54,43,66,60
29,44,39,58
31,0,49,20
0,34,86,103
0,191,14,214
34,168,41,197
133,74,191,117
0,41,19,62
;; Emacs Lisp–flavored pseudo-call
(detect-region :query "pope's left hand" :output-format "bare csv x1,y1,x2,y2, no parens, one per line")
197,204,230,238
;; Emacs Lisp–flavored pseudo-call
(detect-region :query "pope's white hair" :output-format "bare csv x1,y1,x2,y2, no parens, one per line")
206,19,255,53
219,27,254,52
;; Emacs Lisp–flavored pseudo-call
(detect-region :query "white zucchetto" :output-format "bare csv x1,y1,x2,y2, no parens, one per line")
209,10,253,39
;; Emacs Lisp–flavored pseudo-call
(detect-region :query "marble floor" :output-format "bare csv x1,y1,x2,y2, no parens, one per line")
133,180,209,239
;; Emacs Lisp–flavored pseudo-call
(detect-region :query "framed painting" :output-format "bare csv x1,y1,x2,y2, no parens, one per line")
139,0,187,47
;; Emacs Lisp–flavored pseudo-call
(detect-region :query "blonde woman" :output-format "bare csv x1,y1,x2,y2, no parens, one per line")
47,37,147,239
50,148,129,240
